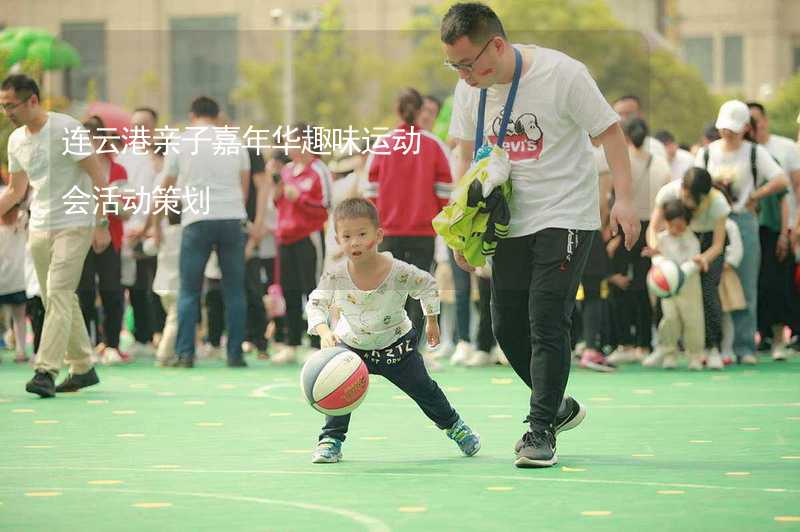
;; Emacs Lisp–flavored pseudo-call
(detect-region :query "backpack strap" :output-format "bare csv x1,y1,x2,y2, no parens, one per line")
750,142,758,188
703,147,709,170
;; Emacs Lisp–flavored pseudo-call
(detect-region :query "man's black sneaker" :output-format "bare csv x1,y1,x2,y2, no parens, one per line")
515,428,557,468
514,396,586,453
55,367,100,393
168,357,194,368
26,371,55,398
226,357,248,368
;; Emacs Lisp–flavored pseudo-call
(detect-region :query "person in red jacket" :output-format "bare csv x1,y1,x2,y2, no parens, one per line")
272,123,333,364
77,115,132,364
364,87,453,342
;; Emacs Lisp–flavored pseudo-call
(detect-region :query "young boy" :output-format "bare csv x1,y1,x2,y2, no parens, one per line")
652,199,706,369
305,197,480,463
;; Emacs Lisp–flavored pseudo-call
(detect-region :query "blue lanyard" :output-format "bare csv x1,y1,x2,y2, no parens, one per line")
474,46,523,161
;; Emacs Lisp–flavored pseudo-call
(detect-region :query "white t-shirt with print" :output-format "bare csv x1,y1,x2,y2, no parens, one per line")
694,140,783,213
164,126,249,227
763,134,800,225
7,112,95,231
306,253,440,351
655,180,730,233
671,148,695,182
116,150,160,231
449,45,619,238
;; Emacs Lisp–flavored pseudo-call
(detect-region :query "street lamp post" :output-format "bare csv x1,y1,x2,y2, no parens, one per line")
271,8,295,127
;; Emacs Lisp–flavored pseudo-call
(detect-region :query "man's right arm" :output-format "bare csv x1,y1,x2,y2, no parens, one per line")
0,171,30,218
450,138,476,272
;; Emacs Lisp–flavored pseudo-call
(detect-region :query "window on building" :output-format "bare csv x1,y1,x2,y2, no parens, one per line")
683,36,714,85
170,16,238,119
61,22,106,101
723,35,743,86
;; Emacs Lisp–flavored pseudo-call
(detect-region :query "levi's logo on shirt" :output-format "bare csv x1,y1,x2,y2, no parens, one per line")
487,107,544,161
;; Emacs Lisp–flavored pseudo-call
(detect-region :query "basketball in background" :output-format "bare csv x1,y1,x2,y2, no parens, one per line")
647,259,686,298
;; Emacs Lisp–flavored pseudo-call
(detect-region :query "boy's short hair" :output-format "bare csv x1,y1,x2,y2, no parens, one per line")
334,198,380,230
663,198,689,223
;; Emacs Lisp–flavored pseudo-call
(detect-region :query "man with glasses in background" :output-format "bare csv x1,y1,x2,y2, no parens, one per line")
441,2,638,468
0,74,110,397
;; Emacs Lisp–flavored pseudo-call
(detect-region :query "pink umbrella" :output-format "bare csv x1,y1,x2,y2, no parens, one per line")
86,101,131,137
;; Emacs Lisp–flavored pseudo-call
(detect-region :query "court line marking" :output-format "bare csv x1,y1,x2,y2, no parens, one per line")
0,466,796,495
0,487,389,532
250,383,302,402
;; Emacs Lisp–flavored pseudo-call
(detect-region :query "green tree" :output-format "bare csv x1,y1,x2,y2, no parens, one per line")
235,0,381,131
767,73,800,140
382,0,717,146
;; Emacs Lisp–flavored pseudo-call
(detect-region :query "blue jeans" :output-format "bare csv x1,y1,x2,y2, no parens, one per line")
175,219,247,361
731,211,760,357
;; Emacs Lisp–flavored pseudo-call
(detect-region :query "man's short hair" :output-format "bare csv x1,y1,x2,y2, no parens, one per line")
614,94,641,107
654,129,675,145
441,2,507,45
190,96,219,119
133,106,159,123
1,74,40,100
334,197,380,230
746,101,766,117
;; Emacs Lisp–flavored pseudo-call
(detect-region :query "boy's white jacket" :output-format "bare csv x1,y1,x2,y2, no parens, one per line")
306,253,440,351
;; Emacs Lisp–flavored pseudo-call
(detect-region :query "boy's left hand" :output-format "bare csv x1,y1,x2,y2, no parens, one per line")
425,316,440,349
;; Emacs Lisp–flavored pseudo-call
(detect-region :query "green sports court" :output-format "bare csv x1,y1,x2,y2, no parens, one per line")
2,356,799,531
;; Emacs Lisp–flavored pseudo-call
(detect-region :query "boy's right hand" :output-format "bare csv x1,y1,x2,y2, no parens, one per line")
320,331,340,349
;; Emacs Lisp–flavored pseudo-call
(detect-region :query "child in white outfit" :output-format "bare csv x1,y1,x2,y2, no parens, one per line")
653,199,706,369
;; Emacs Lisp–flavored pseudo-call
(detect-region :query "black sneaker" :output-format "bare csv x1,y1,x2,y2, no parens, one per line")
55,367,100,393
515,428,557,468
26,371,55,398
514,396,586,453
226,357,248,368
168,357,194,368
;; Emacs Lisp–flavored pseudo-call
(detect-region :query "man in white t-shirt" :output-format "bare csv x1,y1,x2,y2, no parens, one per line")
748,101,800,357
160,96,250,368
116,107,163,357
654,129,695,182
442,2,638,468
0,74,110,397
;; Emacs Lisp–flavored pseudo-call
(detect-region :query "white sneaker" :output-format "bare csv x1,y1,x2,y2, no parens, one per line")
423,354,443,372
688,355,704,371
642,351,665,368
198,344,223,360
707,349,724,370
128,342,155,358
741,354,758,365
492,345,509,366
661,354,678,369
607,347,639,365
241,341,255,354
271,346,297,365
431,342,455,360
772,347,788,361
450,341,474,366
465,350,495,367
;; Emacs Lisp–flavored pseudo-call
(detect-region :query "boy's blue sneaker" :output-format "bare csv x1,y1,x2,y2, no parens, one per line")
311,437,343,464
446,418,481,456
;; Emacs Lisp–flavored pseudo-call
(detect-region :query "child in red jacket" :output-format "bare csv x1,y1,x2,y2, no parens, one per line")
271,124,333,363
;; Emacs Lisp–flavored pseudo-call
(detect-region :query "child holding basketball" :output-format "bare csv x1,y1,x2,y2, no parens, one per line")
650,199,706,369
305,197,480,463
